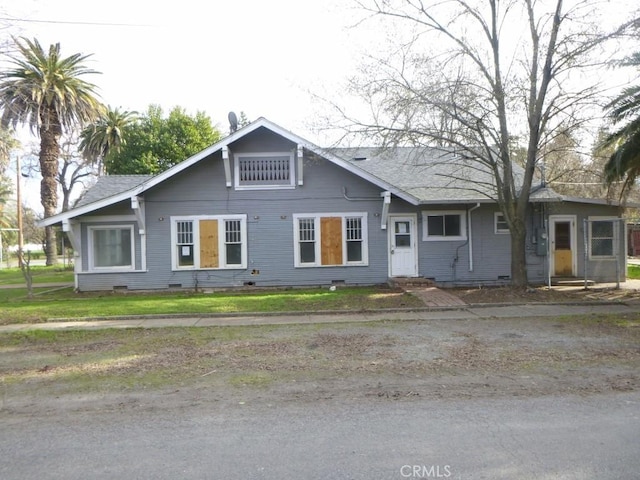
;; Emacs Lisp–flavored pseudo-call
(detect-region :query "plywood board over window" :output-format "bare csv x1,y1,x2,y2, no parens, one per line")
321,217,343,265
199,219,219,268
172,215,246,271
293,212,369,268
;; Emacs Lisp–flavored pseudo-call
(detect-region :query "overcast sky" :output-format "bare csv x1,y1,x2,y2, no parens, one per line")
1,0,369,139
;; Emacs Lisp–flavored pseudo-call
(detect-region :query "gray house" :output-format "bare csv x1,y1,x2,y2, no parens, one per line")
41,117,626,291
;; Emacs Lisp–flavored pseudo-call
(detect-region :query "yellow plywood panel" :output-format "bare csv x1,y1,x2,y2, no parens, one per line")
554,249,572,276
321,217,343,266
199,220,219,268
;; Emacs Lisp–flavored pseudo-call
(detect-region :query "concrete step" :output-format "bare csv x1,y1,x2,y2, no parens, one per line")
388,277,436,288
551,277,595,286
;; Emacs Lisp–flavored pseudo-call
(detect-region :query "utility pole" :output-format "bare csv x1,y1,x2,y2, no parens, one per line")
16,155,24,268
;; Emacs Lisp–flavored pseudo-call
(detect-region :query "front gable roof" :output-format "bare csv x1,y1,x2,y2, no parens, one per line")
41,117,417,227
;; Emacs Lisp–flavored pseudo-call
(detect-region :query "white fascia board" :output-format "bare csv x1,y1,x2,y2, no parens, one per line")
417,198,495,205
38,192,139,227
548,195,631,208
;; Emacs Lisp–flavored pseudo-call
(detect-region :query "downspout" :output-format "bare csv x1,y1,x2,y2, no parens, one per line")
468,203,481,271
62,219,80,290
381,191,391,230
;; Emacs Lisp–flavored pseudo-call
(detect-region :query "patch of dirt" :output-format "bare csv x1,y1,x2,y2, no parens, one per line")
452,285,640,304
1,312,640,415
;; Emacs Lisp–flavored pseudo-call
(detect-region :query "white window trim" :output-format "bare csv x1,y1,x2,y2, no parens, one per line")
234,151,295,190
87,225,136,272
588,216,618,260
494,212,510,234
293,212,369,268
422,210,467,241
170,215,247,270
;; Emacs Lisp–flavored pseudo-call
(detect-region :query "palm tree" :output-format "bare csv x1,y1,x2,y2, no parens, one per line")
0,126,19,174
601,52,640,195
0,37,104,265
0,177,12,224
79,106,138,175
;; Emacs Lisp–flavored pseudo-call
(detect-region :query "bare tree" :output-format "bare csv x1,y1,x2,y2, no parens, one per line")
57,130,98,212
23,128,99,213
331,0,634,287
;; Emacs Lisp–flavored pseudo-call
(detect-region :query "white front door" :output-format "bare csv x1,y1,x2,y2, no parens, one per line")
389,216,418,277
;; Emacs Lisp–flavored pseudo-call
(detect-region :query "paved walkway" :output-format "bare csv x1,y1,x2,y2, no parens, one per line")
399,285,468,307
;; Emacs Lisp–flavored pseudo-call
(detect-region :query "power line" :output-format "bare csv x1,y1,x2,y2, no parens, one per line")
0,16,153,27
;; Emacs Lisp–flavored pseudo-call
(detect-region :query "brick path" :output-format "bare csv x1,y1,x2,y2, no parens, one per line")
400,286,468,307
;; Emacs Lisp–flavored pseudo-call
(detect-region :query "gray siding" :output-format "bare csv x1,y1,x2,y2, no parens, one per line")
412,205,513,285
406,202,623,287
71,130,625,291
76,147,391,291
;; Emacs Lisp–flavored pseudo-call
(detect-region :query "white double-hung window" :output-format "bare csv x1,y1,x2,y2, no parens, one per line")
171,215,247,270
88,225,135,271
293,213,368,267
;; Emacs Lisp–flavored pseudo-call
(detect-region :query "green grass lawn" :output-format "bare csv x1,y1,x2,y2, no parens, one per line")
0,283,422,325
628,264,640,280
3,262,637,325
0,266,74,285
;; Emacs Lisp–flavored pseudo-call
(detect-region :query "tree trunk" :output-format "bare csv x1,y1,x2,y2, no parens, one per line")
510,222,528,287
40,117,61,266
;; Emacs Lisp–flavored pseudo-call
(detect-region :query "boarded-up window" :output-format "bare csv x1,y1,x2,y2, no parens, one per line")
321,217,343,265
172,216,246,270
199,220,219,268
294,213,368,267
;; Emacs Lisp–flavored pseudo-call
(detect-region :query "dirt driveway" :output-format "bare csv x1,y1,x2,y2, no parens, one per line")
1,310,639,414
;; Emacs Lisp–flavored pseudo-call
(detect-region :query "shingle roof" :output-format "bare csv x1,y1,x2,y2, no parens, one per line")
74,175,153,208
331,146,531,204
